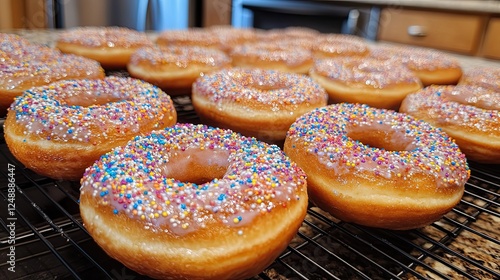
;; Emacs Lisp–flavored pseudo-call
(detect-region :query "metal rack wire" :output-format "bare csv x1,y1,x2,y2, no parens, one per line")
0,98,499,280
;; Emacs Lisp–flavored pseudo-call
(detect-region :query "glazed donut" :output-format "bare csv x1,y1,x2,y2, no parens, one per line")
230,42,313,74
4,77,177,180
309,57,422,109
312,34,369,58
400,85,500,163
55,26,153,69
192,68,328,143
369,45,463,86
127,45,231,95
284,103,470,230
261,26,320,41
79,123,308,280
458,66,500,92
156,28,221,49
207,25,257,53
1,34,105,115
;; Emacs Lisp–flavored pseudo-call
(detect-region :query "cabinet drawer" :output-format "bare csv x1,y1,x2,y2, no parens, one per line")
378,8,485,54
481,17,500,59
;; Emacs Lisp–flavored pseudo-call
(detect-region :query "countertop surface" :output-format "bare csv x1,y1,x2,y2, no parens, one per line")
333,0,500,13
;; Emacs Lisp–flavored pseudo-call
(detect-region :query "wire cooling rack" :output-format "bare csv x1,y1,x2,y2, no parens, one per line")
0,96,499,280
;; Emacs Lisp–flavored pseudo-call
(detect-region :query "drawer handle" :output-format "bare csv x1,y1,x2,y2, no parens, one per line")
407,25,427,37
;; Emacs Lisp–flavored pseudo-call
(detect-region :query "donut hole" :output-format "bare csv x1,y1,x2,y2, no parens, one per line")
347,125,417,151
162,149,230,185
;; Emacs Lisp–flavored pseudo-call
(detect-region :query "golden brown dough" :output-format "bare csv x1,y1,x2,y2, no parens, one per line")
192,68,328,143
284,103,470,230
400,85,500,163
4,77,177,180
128,45,231,95
309,57,422,109
55,26,153,69
80,123,308,279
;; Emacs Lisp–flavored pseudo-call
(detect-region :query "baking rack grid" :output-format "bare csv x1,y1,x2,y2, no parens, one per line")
0,97,499,280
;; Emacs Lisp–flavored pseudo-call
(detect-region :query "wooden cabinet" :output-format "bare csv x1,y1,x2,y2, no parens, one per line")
0,0,47,30
378,8,486,55
0,0,24,29
481,17,500,59
203,0,232,27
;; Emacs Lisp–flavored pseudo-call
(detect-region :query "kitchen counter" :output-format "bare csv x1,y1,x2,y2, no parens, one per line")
1,29,499,280
332,0,500,14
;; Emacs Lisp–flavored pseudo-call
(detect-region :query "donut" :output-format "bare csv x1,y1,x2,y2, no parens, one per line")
312,34,369,58
261,26,321,41
4,77,177,180
230,42,313,74
55,26,153,69
458,66,500,92
1,34,105,115
156,28,221,49
309,57,422,109
369,45,463,86
284,103,470,230
192,68,328,143
207,25,257,53
400,85,500,163
79,123,308,280
127,45,231,95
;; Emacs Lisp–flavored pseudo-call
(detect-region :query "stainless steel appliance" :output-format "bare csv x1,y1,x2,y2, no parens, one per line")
47,0,194,31
232,0,381,39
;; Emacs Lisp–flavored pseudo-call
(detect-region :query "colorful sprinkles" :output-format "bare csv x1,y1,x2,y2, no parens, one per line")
80,123,307,235
9,77,176,144
286,103,470,186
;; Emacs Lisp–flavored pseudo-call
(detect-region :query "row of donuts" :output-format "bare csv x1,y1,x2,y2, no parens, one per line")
51,24,500,149
1,26,484,112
